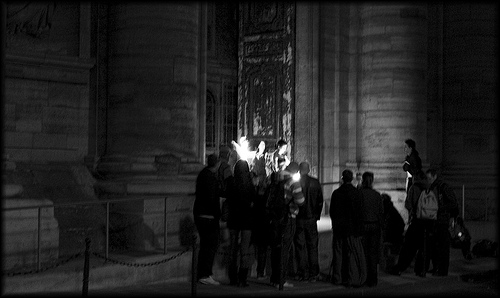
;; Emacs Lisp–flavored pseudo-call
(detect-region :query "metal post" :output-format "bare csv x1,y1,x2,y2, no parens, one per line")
37,207,41,271
106,202,109,260
279,232,284,291
82,238,90,296
485,195,489,221
191,235,197,297
462,185,465,219
164,197,167,255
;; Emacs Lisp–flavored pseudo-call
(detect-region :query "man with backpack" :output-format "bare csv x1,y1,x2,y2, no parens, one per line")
389,170,432,277
425,168,459,276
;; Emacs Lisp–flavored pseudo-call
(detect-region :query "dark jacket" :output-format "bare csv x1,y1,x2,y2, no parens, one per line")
193,166,221,220
428,179,459,225
403,150,422,177
359,186,384,226
405,178,427,222
383,197,405,245
297,174,324,220
329,183,363,237
227,159,256,230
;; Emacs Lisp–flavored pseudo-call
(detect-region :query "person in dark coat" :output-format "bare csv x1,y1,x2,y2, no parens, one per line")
403,139,422,193
359,171,384,287
381,193,405,252
193,154,222,285
389,170,431,277
293,161,324,282
329,169,366,287
227,156,256,287
268,162,305,289
426,168,459,276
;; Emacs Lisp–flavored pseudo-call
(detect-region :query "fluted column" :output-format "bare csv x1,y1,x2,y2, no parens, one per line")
358,4,428,191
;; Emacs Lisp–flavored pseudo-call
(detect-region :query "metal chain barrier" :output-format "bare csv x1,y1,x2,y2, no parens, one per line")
2,251,84,277
91,248,190,267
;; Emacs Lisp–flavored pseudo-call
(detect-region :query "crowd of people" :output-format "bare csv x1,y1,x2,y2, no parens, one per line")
192,137,462,289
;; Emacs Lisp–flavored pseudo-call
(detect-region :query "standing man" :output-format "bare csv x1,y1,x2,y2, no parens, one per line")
268,162,305,289
193,154,222,286
359,171,384,287
403,139,422,193
389,170,431,277
426,168,459,276
330,169,366,287
293,161,324,282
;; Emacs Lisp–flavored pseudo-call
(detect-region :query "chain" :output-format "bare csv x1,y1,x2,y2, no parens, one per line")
3,251,84,277
91,248,190,267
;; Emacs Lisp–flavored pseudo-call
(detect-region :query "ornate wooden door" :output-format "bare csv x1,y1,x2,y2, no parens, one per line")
238,2,295,148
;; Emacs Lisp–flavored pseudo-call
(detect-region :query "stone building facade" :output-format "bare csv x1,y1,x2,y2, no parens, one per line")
2,2,497,271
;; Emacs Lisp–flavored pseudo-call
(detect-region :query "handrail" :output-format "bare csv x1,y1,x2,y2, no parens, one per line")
1,193,195,211
2,193,195,272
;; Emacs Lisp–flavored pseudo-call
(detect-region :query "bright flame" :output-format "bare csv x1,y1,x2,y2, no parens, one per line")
458,232,462,237
232,136,255,161
292,172,300,182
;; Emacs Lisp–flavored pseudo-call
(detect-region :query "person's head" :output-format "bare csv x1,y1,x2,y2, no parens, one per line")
381,193,393,209
276,139,288,155
219,145,231,161
425,168,439,185
299,161,310,176
286,161,300,174
404,139,416,156
413,170,427,184
282,161,300,182
341,169,353,184
207,154,218,169
277,158,287,172
361,171,374,188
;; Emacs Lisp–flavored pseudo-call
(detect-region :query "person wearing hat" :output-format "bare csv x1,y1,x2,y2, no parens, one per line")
268,161,305,289
329,169,366,287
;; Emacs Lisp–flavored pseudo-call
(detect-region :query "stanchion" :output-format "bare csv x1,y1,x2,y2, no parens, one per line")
82,238,90,296
191,235,197,297
279,226,284,291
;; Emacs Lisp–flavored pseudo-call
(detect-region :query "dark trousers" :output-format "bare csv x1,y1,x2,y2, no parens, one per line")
396,220,433,274
270,217,296,285
228,228,252,283
362,222,381,287
194,217,220,279
253,222,272,275
431,222,452,275
294,218,320,278
331,235,348,284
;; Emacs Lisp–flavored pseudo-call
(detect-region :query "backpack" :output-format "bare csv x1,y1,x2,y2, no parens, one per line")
416,189,438,220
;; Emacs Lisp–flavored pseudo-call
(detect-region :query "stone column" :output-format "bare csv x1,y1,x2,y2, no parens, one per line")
97,3,204,251
101,3,202,176
358,4,428,183
357,4,428,218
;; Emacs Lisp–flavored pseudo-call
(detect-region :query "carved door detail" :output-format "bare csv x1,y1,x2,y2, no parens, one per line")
238,2,295,146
